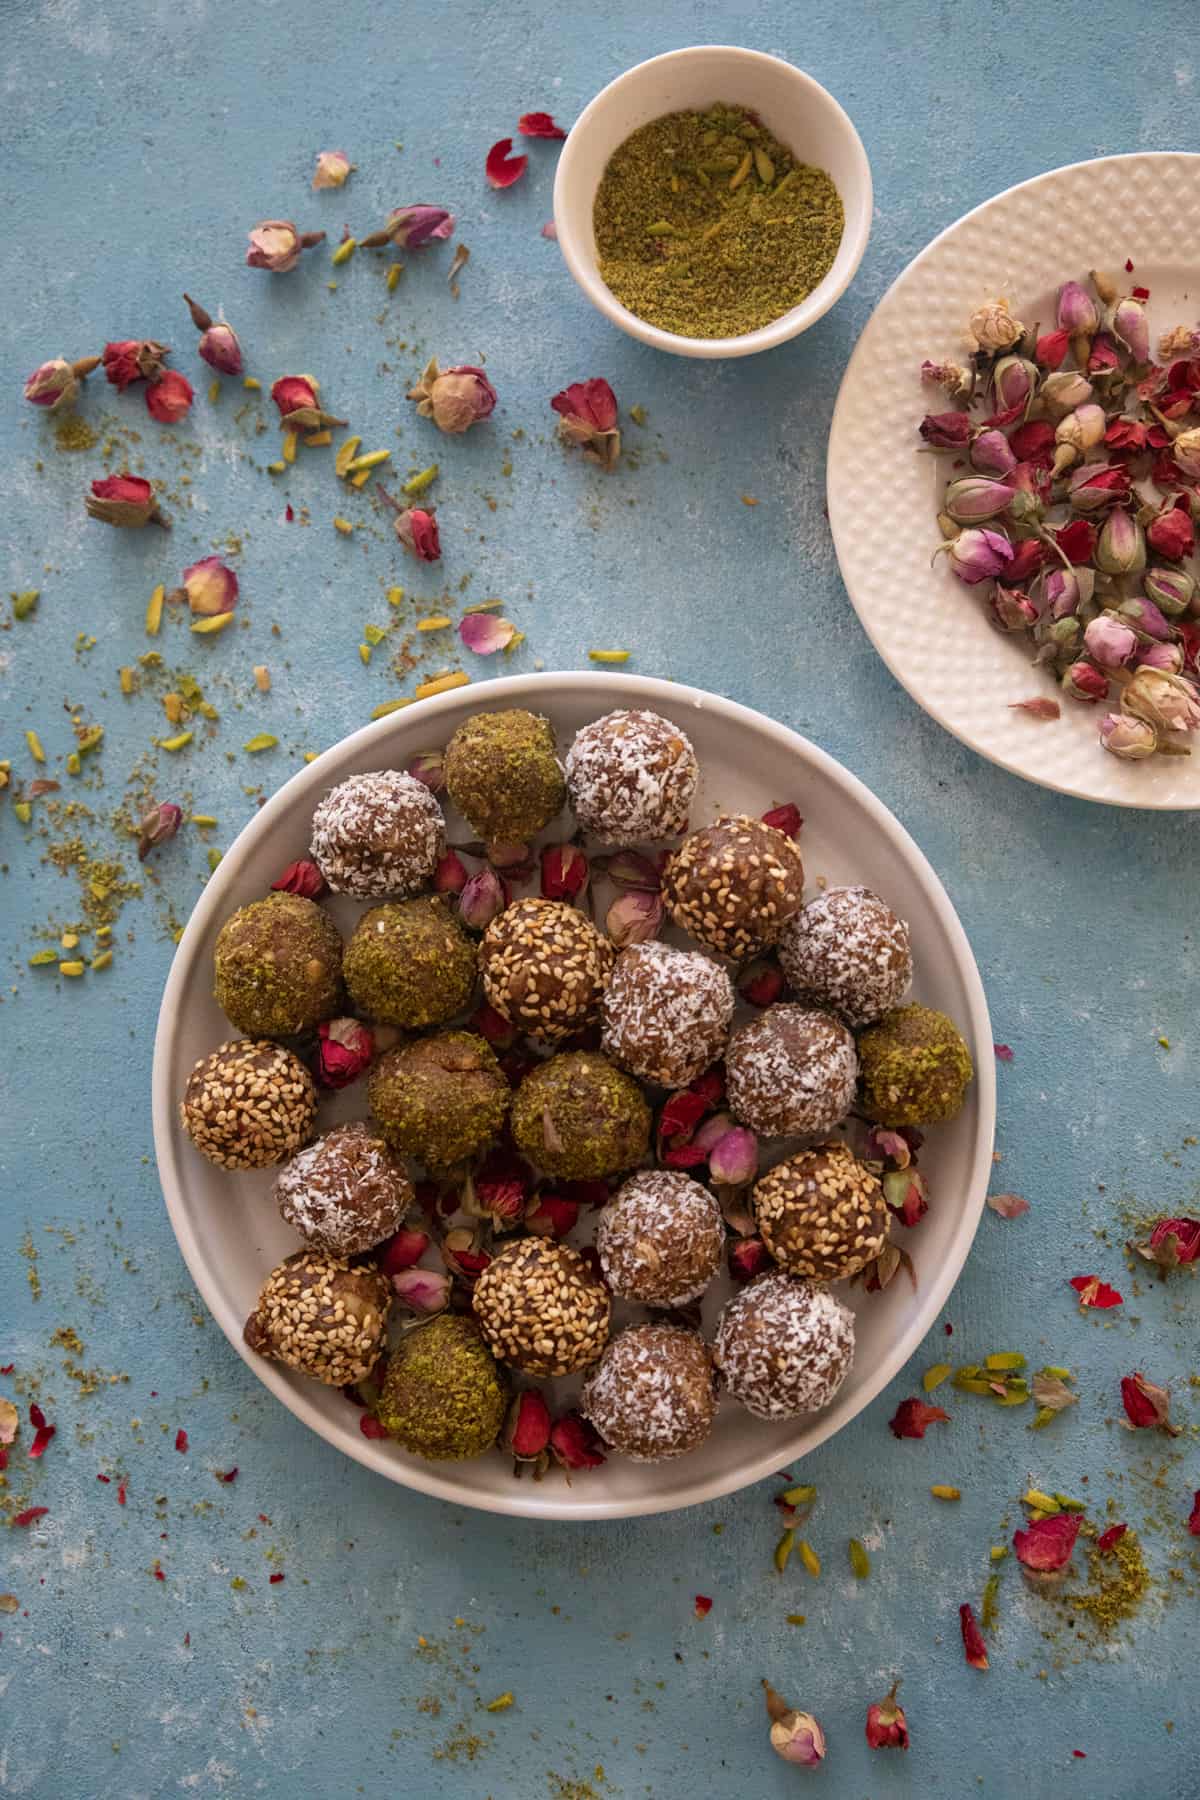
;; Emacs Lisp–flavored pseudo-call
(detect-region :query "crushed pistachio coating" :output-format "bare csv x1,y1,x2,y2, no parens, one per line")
213,891,343,1038
857,1002,974,1126
510,1049,650,1179
243,1249,391,1386
444,709,566,844
367,1030,509,1166
376,1314,508,1460
344,896,476,1028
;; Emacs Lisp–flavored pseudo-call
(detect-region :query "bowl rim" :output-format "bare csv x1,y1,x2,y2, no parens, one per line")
552,44,873,360
152,671,995,1521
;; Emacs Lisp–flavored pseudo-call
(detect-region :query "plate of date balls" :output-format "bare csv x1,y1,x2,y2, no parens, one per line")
153,672,994,1520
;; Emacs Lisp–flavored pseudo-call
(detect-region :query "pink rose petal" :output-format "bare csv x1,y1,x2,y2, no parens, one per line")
987,1192,1030,1219
458,613,516,655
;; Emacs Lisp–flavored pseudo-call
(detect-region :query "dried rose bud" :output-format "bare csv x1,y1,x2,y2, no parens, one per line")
968,298,1023,353
1170,426,1200,479
1136,642,1184,675
738,957,785,1007
760,802,802,838
888,1398,948,1439
1095,507,1146,578
407,358,497,434
1098,712,1157,760
246,220,325,272
146,370,194,424
1088,331,1120,374
606,889,662,949
486,839,532,873
503,1389,551,1462
540,842,588,901
728,1236,769,1283
24,355,99,411
1121,666,1200,734
707,1125,757,1188
1056,279,1099,364
959,1602,989,1670
390,500,441,563
933,527,1014,585
550,378,620,470
1052,403,1108,474
1147,495,1195,561
865,1682,909,1751
1062,661,1109,703
1121,1370,1181,1435
1110,294,1149,363
1129,1215,1200,1269
548,1411,606,1471
85,473,166,529
137,800,183,860
1068,462,1130,512
605,849,664,890
459,866,507,931
391,1267,450,1314
183,296,243,376
1013,1511,1080,1587
920,358,973,401
763,1682,826,1768
269,373,344,431
990,354,1037,422
525,1194,579,1238
434,850,469,896
377,1228,431,1275
1083,615,1136,669
312,149,354,190
864,1124,921,1167
1008,419,1057,469
407,750,446,793
441,1228,491,1284
316,1016,374,1088
360,204,456,250
883,1167,928,1227
272,858,327,897
102,338,169,390
1144,566,1196,616
970,428,1018,477
918,410,971,450
985,588,1035,634
180,556,239,617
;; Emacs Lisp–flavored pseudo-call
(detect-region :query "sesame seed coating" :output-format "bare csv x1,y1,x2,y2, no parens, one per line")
179,1038,317,1170
714,1271,855,1421
275,1121,414,1257
473,1237,611,1377
510,1050,651,1179
480,898,614,1044
753,1141,889,1280
310,769,445,900
367,1030,509,1167
726,1004,857,1138
601,940,734,1089
777,885,912,1030
344,897,476,1028
581,1324,717,1462
565,709,698,847
662,815,805,960
243,1248,392,1386
213,890,344,1039
596,1171,725,1306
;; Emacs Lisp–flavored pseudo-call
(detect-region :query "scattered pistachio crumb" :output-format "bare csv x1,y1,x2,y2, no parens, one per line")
785,1613,806,1626
208,379,221,405
191,613,233,635
417,614,452,631
282,430,299,465
1158,1035,1170,1049
358,644,371,665
59,960,86,977
267,460,287,474
11,589,39,620
243,377,261,391
930,1485,962,1501
371,699,412,719
158,732,194,752
387,586,405,608
119,666,134,695
589,648,630,663
402,463,439,497
332,516,354,535
253,665,271,692
484,1693,513,1713
145,585,165,636
848,1538,870,1578
414,671,469,699
331,237,358,266
26,730,46,763
387,263,402,292
91,950,113,971
798,1540,820,1579
243,733,278,753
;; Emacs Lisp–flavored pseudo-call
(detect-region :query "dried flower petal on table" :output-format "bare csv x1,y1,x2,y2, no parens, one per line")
0,1399,19,1446
959,1602,989,1670
85,474,167,528
145,370,194,423
865,1683,909,1751
986,1192,1029,1219
889,1398,949,1439
407,358,496,434
1096,1523,1127,1554
518,111,567,139
551,378,620,469
271,859,327,898
103,338,169,389
1188,1492,1200,1536
918,410,972,450
1120,1370,1180,1436
459,613,515,655
312,150,354,189
246,220,325,271
183,296,243,376
1030,1370,1076,1416
315,1017,374,1088
1013,1511,1080,1583
485,138,528,188
1129,1215,1200,1270
24,354,99,410
137,800,183,861
1010,697,1060,720
693,1593,713,1619
763,1682,826,1768
1069,1275,1123,1309
362,205,456,249
178,556,238,617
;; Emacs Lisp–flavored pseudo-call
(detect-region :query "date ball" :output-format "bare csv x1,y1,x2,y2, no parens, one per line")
243,1249,391,1386
726,1004,857,1138
601,940,734,1089
753,1141,889,1281
367,1030,509,1167
275,1121,414,1257
480,898,613,1044
714,1271,855,1421
473,1237,611,1377
180,1038,317,1170
444,710,566,846
596,1171,724,1306
510,1050,651,1179
581,1324,717,1462
565,708,699,846
376,1314,507,1461
662,815,805,960
777,886,912,1029
857,1003,974,1126
310,769,445,899
213,891,343,1039
344,897,475,1028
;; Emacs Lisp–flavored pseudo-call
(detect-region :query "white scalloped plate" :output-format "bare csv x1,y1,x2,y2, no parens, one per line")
829,152,1200,808
153,673,994,1519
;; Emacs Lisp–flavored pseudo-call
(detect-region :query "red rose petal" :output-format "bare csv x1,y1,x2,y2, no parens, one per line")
1096,1523,1127,1554
1125,258,1134,272
693,1594,713,1618
518,111,567,139
1187,1491,1200,1535
1074,1750,1087,1758
285,504,295,522
486,138,528,189
97,1473,111,1483
1070,1275,1123,1309
359,1414,388,1440
960,1602,988,1670
153,1566,166,1581
269,1571,285,1584
761,803,802,839
888,1398,950,1439
658,1089,709,1146
13,1507,48,1528
175,1428,189,1453
117,1482,127,1505
216,1468,238,1483
1013,1512,1080,1573
1132,285,1150,301
993,1043,1014,1062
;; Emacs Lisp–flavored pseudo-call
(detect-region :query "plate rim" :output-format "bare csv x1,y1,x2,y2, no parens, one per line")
828,149,1200,812
152,670,996,1520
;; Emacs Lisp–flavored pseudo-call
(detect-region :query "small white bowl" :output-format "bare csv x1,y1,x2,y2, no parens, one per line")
553,45,872,359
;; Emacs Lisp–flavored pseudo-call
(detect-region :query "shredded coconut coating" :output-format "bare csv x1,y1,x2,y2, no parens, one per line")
777,885,912,1029
714,1271,855,1420
243,1249,392,1386
601,940,734,1088
180,1038,316,1170
581,1323,716,1462
596,1170,725,1305
310,770,445,899
473,1237,611,1377
726,1004,857,1138
662,815,805,959
480,898,614,1043
565,709,699,846
275,1121,414,1256
753,1141,889,1280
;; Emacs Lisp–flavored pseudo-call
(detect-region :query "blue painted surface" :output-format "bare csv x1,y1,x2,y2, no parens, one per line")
2,3,1199,1795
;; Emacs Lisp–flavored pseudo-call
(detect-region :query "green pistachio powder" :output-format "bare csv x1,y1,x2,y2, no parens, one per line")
593,103,844,339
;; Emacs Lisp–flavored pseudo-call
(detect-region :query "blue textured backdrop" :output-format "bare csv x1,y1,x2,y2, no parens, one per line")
3,4,1199,1796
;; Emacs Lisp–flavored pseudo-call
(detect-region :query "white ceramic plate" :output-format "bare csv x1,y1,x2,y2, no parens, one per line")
152,673,994,1520
829,152,1200,809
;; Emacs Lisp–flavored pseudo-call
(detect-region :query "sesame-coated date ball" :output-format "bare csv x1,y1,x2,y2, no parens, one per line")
581,1324,717,1462
310,769,445,899
480,898,614,1044
343,896,476,1029
725,1004,857,1138
473,1237,611,1377
600,940,734,1089
444,710,566,846
777,886,912,1030
595,1170,725,1306
179,1039,317,1170
367,1030,509,1167
376,1314,508,1461
662,815,805,960
714,1271,855,1421
213,891,344,1039
857,1003,974,1126
753,1141,889,1281
510,1050,651,1179
275,1122,414,1257
243,1249,391,1387
565,708,699,846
